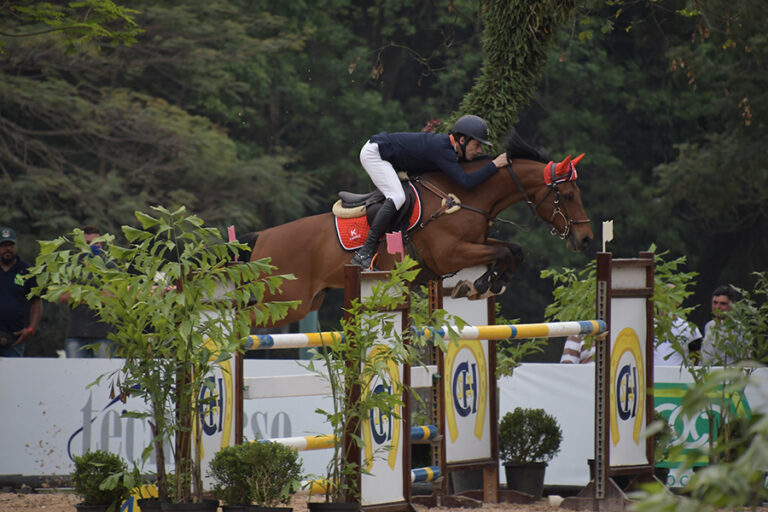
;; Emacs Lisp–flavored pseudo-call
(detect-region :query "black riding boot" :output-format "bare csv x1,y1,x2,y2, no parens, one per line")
350,198,398,270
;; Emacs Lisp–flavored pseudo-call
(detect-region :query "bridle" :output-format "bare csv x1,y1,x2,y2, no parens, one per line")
504,157,591,239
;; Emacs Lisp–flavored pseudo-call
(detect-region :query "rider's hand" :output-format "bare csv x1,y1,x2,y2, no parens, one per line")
492,152,508,168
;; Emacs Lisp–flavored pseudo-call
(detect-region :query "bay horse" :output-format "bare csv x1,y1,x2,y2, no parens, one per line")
247,132,593,327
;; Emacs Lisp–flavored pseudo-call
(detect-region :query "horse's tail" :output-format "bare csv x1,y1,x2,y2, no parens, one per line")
237,231,259,261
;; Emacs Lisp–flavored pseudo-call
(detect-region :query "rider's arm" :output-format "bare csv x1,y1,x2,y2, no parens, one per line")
434,146,499,189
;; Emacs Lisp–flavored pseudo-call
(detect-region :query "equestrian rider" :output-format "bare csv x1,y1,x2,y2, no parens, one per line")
351,114,509,269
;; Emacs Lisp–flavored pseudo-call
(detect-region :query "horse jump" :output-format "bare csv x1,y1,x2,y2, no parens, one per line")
232,265,609,509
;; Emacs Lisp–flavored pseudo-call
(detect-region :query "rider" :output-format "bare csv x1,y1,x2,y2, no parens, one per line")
351,114,509,269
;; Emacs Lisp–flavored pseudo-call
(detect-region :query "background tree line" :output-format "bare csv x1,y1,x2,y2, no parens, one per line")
1,0,765,358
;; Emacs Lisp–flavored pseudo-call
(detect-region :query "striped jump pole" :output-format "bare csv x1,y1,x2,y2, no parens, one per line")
411,466,441,483
310,465,441,494
259,434,337,451
246,320,606,351
263,425,440,452
415,319,606,341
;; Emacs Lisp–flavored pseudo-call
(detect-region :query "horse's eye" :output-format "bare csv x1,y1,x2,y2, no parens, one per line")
563,193,575,201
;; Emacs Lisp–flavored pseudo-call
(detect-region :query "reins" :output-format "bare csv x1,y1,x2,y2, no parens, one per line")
411,157,590,239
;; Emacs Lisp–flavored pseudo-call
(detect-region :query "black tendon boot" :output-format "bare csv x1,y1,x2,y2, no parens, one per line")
350,198,398,270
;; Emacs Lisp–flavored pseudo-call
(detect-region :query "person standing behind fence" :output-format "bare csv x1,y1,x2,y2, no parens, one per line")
0,227,42,357
701,285,741,365
60,226,114,358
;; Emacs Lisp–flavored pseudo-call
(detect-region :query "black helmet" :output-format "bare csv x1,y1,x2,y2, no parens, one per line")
452,115,492,146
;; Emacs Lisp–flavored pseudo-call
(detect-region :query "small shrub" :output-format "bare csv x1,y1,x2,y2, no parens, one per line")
498,407,562,464
72,450,135,508
209,441,303,506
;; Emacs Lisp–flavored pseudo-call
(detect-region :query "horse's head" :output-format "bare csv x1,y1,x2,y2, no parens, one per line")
529,154,593,252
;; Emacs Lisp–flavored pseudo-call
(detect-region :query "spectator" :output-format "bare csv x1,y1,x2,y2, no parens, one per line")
560,335,595,364
0,227,42,357
654,283,702,366
701,285,740,365
60,226,114,358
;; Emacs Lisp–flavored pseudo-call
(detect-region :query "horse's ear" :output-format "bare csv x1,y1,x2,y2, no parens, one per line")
556,155,572,175
572,153,585,167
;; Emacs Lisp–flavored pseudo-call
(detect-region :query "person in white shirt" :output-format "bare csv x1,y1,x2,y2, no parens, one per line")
654,315,702,366
701,285,741,365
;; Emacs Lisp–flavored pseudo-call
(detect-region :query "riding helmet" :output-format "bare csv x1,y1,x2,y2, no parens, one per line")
452,115,492,146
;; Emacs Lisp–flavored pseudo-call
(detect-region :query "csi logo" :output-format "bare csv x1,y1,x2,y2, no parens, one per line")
616,364,639,422
452,361,478,417
370,383,393,445
610,327,645,445
199,376,226,436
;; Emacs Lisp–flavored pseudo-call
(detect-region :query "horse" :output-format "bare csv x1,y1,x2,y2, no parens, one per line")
247,132,593,327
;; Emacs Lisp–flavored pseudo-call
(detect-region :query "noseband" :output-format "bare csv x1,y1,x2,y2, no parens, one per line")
506,158,590,240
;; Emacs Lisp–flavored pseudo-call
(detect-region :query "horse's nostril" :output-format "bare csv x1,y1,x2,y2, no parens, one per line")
582,237,592,250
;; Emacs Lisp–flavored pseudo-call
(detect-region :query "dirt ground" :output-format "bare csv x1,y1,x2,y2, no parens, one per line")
4,490,768,512
0,490,566,512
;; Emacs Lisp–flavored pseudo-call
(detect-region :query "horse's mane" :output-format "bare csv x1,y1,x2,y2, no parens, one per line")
502,130,550,163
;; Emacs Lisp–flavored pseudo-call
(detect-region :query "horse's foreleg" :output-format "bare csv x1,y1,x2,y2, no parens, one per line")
443,240,522,299
483,238,524,294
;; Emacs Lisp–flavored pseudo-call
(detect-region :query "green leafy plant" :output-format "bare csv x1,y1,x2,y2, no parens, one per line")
541,245,699,363
498,407,562,465
650,411,675,465
72,450,139,511
633,272,768,509
208,441,302,507
30,206,297,504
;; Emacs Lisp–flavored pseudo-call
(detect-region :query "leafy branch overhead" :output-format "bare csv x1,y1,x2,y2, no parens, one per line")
1,1,142,48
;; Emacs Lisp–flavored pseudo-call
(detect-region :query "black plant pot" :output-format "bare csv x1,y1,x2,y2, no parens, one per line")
137,498,163,511
307,502,361,512
161,499,219,511
504,462,547,500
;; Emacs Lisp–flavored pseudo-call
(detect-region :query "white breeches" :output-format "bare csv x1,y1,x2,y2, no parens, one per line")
359,141,406,210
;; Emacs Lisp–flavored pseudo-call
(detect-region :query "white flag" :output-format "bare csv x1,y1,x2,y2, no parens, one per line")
602,220,614,252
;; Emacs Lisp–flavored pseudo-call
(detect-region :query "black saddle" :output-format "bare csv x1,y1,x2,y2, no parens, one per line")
338,181,417,230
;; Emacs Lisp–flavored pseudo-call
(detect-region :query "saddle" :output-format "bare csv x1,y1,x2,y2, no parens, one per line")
333,180,422,251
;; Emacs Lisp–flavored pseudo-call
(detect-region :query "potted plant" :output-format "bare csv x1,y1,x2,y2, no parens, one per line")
304,258,447,511
30,206,297,510
72,450,139,512
498,407,562,500
208,441,303,511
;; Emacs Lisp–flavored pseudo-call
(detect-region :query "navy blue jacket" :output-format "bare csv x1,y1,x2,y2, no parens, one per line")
370,132,498,189
0,258,35,333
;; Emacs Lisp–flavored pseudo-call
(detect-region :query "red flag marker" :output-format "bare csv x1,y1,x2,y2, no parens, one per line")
228,225,238,262
386,232,404,260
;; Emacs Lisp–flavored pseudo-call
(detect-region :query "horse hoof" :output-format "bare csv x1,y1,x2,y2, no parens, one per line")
474,280,490,295
451,281,473,299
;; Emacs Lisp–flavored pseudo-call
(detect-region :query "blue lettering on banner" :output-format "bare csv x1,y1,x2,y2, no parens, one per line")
199,377,224,436
370,383,392,445
452,361,477,417
616,364,638,421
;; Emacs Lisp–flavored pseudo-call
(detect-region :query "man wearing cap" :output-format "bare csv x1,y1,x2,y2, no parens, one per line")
0,227,42,357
